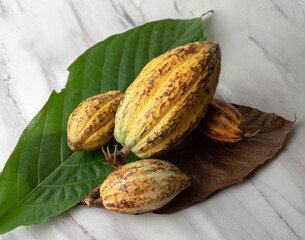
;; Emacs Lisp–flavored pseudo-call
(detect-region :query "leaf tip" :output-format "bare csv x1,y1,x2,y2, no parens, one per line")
293,113,297,124
201,10,214,18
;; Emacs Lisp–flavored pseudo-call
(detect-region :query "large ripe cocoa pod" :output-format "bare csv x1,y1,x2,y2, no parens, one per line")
114,41,221,158
197,98,247,142
67,90,123,151
100,159,190,214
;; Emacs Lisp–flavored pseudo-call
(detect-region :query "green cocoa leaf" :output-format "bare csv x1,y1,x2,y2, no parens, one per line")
0,16,208,234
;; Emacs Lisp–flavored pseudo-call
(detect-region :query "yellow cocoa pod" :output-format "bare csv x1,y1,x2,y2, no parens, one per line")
100,159,190,214
197,98,247,142
67,90,123,151
114,41,221,158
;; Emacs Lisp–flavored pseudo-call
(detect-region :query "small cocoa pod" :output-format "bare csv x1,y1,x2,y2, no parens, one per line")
100,159,190,214
67,90,123,151
197,98,246,142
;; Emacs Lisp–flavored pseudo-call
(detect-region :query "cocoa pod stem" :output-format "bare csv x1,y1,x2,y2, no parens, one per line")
82,183,102,207
78,201,104,208
244,128,261,138
102,145,131,168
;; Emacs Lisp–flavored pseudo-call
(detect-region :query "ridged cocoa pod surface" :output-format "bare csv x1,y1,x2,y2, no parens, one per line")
114,41,221,158
100,159,190,214
197,98,247,142
67,90,124,151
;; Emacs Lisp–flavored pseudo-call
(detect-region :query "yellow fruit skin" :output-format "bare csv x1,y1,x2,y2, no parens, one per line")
100,159,190,214
114,41,221,158
67,91,123,151
197,98,247,142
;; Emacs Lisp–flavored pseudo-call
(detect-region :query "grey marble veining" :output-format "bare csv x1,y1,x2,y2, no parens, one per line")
1,0,305,239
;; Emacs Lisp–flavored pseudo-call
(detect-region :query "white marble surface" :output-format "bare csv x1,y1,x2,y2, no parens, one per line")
1,0,305,239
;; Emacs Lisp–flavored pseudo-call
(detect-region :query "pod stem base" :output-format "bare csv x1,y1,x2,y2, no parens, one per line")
244,128,261,138
102,145,131,168
82,184,103,207
82,145,132,208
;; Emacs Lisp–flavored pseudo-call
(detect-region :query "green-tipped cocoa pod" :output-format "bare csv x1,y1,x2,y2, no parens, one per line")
114,41,221,159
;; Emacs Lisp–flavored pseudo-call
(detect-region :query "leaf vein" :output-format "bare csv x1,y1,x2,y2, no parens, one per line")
161,20,170,52
16,133,26,202
37,105,50,184
148,22,157,60
81,47,90,100
42,176,104,188
100,38,115,93
64,159,103,167
117,31,133,90
60,91,66,164
22,198,81,207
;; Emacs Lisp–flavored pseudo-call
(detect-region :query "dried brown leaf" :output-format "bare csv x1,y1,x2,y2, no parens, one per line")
154,104,294,214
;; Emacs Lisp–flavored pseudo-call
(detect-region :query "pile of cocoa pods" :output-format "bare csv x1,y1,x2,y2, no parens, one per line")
67,42,249,214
